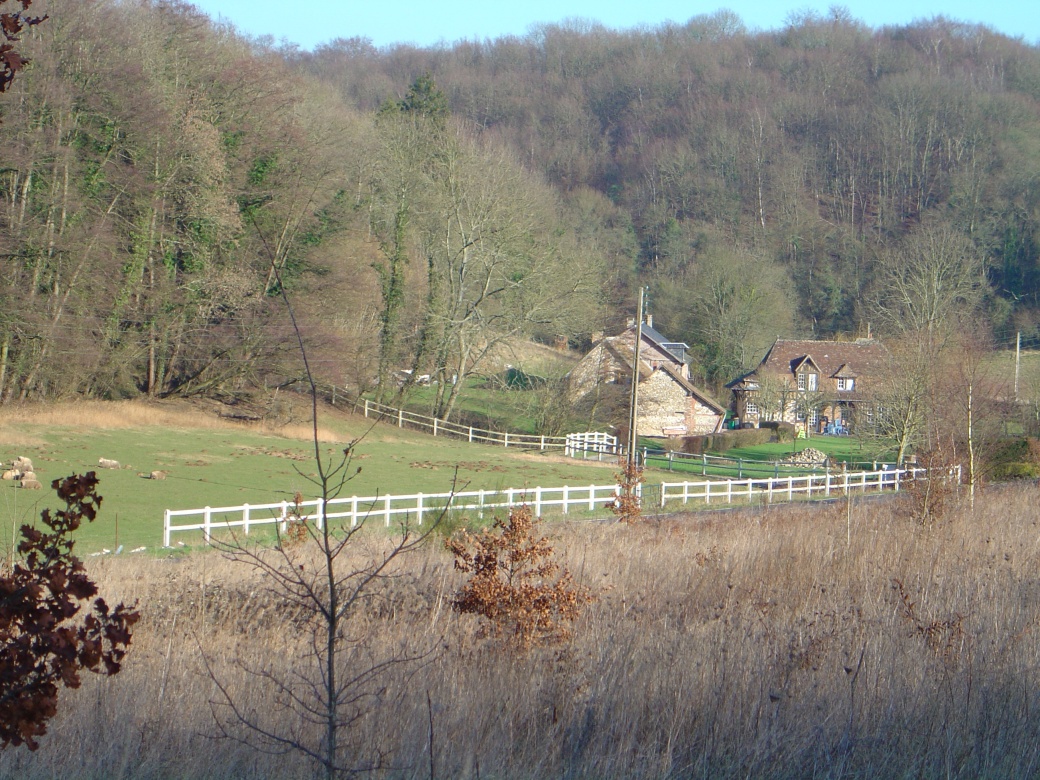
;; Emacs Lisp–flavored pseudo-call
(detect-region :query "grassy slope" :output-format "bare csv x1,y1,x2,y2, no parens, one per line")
0,397,901,553
0,400,619,553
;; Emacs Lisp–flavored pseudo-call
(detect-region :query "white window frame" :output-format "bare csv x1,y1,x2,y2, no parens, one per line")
837,377,854,391
807,372,818,391
745,399,758,415
797,373,805,391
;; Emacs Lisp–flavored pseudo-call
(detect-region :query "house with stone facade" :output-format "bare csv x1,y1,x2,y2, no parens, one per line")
728,337,890,433
568,320,726,438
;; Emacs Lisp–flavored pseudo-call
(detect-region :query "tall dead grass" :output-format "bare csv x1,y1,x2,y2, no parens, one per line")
0,399,345,443
4,484,1040,778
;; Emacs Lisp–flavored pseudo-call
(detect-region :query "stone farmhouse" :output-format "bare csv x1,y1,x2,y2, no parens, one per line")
568,319,726,438
728,337,890,433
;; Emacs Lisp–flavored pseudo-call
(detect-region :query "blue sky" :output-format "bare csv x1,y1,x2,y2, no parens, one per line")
187,0,1039,50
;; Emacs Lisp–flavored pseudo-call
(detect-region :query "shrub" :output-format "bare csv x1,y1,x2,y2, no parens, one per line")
681,435,708,455
761,420,797,443
446,506,593,648
710,427,774,452
0,473,139,749
991,462,1040,480
610,459,644,524
903,450,958,525
987,437,1040,481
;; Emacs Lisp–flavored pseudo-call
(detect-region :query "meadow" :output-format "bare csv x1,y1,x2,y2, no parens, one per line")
0,473,1038,778
0,400,621,553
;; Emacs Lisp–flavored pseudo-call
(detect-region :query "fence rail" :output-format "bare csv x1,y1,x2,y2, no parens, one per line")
642,447,895,480
163,484,627,546
658,466,955,507
162,466,958,546
354,397,620,458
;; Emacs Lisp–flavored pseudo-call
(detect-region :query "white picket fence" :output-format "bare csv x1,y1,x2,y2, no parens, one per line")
163,483,627,546
356,397,619,458
162,465,955,546
659,465,950,506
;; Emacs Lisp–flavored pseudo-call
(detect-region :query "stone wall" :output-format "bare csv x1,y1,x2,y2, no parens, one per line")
638,370,689,436
687,399,724,435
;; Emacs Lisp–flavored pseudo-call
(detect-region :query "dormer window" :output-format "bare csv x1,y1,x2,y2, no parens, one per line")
797,372,818,391
837,377,854,391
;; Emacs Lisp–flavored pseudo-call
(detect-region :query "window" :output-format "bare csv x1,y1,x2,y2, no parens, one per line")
797,373,805,391
807,372,818,391
808,409,819,426
837,377,854,391
745,399,758,415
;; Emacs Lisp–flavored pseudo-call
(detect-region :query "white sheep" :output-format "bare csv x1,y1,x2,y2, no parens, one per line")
1,469,21,481
20,479,42,490
98,458,121,469
11,456,32,472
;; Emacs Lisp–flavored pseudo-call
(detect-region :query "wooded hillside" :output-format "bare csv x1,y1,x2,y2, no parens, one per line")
2,1,1039,406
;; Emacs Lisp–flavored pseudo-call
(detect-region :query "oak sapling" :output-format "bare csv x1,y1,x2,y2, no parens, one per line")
610,459,644,524
447,505,593,649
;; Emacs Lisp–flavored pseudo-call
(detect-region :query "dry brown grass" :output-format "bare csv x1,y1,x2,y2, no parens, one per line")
0,399,346,443
4,484,1040,778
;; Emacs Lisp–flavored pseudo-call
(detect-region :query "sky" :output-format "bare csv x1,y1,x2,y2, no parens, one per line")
186,0,1039,51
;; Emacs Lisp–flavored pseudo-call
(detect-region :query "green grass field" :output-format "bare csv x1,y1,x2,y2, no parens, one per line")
0,398,902,555
643,433,894,480
0,401,620,554
718,434,894,464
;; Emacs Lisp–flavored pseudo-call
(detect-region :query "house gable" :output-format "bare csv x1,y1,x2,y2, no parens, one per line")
568,323,724,437
730,337,890,429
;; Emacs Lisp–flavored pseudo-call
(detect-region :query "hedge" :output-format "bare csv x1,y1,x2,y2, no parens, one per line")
682,426,774,454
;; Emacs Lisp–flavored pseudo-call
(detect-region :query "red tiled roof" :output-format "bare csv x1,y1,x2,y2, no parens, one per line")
756,338,890,379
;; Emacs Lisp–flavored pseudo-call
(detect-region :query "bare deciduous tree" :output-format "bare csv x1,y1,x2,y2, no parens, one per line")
203,251,441,780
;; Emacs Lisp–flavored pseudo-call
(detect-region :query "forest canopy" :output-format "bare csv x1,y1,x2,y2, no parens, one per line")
1,1,1038,404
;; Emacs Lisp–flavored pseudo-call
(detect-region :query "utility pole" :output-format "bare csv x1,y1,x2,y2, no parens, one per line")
1015,331,1021,402
627,287,645,467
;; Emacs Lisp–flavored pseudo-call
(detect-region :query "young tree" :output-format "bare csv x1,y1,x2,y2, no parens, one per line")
447,505,592,648
865,336,931,465
931,327,1010,508
0,473,139,750
204,257,440,780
